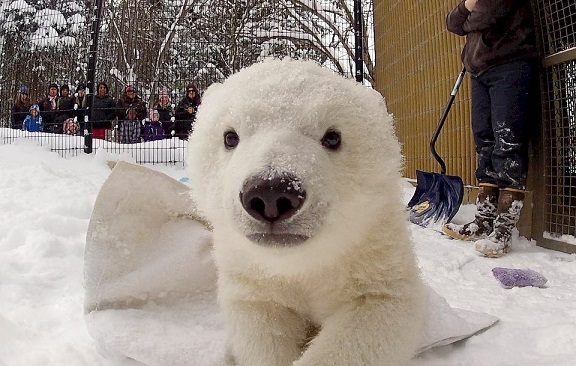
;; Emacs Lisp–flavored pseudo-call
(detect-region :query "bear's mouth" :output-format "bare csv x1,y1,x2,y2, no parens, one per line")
246,233,310,247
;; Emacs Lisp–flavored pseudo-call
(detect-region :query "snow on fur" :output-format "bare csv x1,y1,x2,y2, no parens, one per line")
187,59,425,365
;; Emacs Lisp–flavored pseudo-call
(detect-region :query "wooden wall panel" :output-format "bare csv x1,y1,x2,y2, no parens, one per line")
373,0,476,186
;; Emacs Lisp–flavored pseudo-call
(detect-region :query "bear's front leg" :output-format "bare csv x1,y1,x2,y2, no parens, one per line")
223,300,308,366
293,297,422,366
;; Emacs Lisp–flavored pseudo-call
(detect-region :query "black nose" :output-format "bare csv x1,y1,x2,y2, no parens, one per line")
240,174,306,223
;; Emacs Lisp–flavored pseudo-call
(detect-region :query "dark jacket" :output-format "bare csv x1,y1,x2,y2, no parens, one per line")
91,94,117,129
37,95,59,132
74,95,87,124
174,83,201,139
446,0,537,76
11,100,31,129
116,95,147,121
56,96,75,125
155,102,175,136
174,97,198,139
175,85,201,138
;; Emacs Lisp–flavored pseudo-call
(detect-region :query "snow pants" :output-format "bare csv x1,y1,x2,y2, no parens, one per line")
470,60,540,190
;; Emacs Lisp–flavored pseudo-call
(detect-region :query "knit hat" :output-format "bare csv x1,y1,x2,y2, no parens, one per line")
76,83,86,92
149,109,160,120
159,88,169,97
19,85,29,94
125,85,135,93
48,83,58,90
126,107,136,116
61,84,70,92
29,104,39,112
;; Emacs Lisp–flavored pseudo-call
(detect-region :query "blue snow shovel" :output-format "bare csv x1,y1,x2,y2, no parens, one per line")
408,67,466,227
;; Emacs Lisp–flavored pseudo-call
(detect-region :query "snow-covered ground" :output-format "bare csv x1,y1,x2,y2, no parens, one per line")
1,140,575,366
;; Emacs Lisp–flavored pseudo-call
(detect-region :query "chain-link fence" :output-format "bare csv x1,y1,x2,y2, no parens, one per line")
1,0,374,164
532,0,576,252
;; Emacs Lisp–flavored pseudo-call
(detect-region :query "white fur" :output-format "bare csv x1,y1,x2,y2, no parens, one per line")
187,59,424,366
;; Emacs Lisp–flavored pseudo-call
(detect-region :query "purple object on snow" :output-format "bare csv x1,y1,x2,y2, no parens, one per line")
491,267,548,289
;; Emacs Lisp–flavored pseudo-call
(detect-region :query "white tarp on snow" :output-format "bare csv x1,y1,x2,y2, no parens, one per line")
84,162,498,365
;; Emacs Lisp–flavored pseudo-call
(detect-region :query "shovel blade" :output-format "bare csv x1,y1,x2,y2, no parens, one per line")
408,170,464,227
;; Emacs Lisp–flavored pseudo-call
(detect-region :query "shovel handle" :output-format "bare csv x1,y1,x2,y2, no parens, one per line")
430,66,467,175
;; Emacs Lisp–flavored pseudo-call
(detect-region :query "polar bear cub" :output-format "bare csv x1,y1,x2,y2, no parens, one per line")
187,59,424,366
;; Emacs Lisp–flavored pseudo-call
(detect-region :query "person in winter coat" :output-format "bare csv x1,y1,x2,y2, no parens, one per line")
23,104,43,132
11,85,31,130
91,82,117,140
56,84,75,131
142,109,165,142
154,88,175,137
119,107,141,144
38,83,60,133
175,83,201,140
116,85,147,122
74,84,87,135
442,0,540,258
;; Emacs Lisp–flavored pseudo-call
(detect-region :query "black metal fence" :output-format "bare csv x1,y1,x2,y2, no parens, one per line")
532,0,576,252
0,0,374,165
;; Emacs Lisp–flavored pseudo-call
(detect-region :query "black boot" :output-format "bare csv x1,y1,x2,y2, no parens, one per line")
443,184,499,241
475,188,525,257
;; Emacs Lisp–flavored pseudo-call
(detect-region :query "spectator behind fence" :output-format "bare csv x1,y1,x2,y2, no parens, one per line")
175,83,201,140
38,83,60,133
11,85,31,129
74,84,87,134
116,85,147,122
56,84,75,132
155,88,175,137
23,104,43,132
91,82,117,140
63,117,80,135
143,109,165,141
119,107,141,144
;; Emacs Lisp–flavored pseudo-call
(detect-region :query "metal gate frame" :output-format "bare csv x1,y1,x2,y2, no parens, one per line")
1,1,372,165
532,0,576,254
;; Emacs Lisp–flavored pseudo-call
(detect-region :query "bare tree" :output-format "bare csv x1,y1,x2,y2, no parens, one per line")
0,0,88,126
0,0,373,123
239,0,374,85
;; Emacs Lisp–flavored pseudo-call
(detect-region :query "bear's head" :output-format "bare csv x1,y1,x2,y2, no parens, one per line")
187,59,406,273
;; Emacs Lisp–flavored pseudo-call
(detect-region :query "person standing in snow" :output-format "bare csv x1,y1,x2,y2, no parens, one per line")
175,83,201,140
56,84,75,132
442,0,540,258
91,82,117,140
74,84,87,135
116,85,147,122
154,88,175,137
11,85,31,130
38,83,60,133
23,104,43,132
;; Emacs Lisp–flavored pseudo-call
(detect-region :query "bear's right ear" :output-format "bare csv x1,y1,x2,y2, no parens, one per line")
202,82,224,100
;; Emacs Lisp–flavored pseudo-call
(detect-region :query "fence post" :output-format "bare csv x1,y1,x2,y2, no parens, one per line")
353,0,364,83
85,0,105,154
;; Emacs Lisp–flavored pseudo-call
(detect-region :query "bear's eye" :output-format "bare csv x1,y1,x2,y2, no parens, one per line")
224,130,239,149
321,129,341,150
